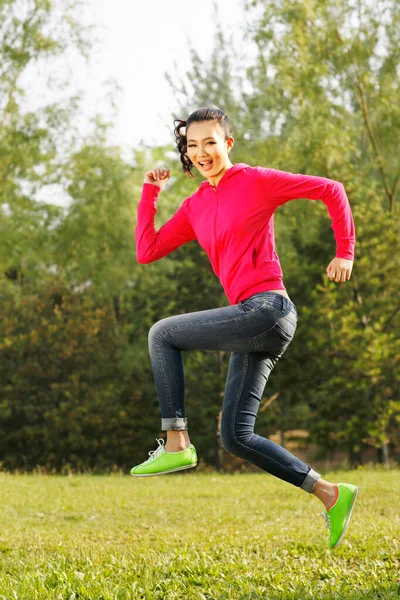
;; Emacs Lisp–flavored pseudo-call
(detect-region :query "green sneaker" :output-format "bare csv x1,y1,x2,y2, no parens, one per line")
130,438,197,477
322,483,359,549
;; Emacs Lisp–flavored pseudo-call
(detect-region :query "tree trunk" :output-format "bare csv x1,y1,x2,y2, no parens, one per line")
280,430,285,449
349,447,363,467
377,441,390,467
214,350,226,472
215,409,224,472
280,395,286,449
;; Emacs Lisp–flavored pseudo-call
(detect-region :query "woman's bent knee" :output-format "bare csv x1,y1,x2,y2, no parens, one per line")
220,424,250,455
148,318,170,344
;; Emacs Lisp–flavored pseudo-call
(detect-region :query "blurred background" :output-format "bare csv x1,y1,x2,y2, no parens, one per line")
1,0,399,473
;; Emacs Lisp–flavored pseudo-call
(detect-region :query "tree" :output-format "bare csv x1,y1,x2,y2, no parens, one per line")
0,0,96,281
241,0,400,460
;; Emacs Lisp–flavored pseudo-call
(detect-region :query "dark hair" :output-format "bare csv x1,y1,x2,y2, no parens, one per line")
173,106,232,178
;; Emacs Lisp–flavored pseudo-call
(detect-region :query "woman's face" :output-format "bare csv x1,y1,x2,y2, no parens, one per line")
186,121,234,177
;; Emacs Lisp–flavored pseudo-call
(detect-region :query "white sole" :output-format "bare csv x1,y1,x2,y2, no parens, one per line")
131,462,197,477
332,486,359,549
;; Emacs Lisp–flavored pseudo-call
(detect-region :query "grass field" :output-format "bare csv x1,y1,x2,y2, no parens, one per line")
0,468,398,599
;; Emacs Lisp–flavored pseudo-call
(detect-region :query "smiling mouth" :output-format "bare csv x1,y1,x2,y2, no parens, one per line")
199,160,213,170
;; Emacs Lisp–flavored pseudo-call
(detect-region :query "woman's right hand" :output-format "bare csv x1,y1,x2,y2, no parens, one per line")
144,168,171,190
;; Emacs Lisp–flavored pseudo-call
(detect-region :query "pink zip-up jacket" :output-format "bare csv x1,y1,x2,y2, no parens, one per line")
135,163,356,305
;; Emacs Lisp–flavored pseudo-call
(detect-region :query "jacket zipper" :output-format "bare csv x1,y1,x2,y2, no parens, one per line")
213,185,219,266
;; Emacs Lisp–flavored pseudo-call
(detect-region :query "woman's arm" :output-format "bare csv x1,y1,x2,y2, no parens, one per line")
258,167,356,261
135,182,196,264
258,167,356,282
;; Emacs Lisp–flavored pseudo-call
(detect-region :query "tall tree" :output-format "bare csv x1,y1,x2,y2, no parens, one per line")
0,0,92,281
241,0,400,460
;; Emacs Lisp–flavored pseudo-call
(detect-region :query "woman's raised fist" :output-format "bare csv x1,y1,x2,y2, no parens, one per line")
144,168,171,189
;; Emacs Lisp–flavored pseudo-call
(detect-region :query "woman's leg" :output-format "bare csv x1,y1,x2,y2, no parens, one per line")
145,292,358,547
313,478,339,509
147,291,321,493
219,349,320,492
147,300,263,433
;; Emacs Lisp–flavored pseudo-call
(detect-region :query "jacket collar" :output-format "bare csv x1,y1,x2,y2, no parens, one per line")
199,163,249,189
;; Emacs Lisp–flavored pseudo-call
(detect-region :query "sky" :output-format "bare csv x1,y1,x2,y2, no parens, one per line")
17,0,249,205
75,0,247,151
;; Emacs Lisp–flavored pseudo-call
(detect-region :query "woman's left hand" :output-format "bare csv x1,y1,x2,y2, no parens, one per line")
326,257,353,282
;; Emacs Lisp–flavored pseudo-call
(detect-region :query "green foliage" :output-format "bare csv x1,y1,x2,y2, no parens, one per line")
1,0,399,470
237,0,400,458
303,203,400,454
54,143,138,294
0,277,136,471
0,0,91,278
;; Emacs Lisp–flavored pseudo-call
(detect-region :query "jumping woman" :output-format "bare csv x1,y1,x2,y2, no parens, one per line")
131,106,358,549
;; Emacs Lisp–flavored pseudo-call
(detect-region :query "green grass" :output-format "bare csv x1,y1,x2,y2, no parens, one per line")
0,468,399,599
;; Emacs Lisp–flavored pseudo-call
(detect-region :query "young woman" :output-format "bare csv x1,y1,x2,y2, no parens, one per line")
132,106,358,549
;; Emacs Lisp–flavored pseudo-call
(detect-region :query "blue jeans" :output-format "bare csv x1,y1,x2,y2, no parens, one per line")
148,291,320,493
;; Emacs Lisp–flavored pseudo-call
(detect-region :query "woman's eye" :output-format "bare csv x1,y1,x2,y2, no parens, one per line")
188,142,214,147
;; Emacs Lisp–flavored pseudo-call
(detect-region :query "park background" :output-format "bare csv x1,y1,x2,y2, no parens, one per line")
1,1,399,599
0,0,399,475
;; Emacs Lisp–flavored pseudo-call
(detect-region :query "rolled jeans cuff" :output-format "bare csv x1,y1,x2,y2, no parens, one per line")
300,468,321,494
161,417,188,431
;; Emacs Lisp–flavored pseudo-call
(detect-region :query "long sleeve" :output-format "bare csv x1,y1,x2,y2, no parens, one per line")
135,183,197,264
258,167,356,260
